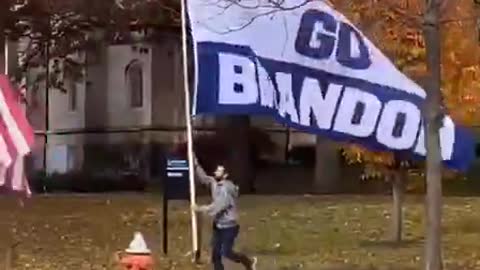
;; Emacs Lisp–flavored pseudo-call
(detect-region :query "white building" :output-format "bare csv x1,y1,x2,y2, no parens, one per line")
6,30,313,175
20,30,190,174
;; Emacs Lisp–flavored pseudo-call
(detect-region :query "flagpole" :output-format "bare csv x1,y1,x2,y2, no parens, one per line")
4,38,8,76
180,0,200,262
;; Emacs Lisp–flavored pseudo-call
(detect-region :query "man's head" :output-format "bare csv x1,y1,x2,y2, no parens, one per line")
213,165,228,181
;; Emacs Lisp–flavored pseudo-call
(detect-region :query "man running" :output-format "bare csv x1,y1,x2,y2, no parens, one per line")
193,156,257,270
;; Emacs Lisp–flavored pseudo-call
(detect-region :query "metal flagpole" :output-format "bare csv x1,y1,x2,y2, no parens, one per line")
180,0,200,262
4,38,8,76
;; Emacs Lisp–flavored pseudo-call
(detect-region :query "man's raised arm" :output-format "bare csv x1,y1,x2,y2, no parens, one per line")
193,155,214,186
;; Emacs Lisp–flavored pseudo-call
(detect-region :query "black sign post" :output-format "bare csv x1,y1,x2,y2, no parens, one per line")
163,158,190,255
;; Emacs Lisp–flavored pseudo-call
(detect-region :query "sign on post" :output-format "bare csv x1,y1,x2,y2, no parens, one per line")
165,159,190,200
163,157,201,256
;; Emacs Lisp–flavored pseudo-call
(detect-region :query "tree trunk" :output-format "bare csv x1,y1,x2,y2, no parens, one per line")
217,115,255,193
423,0,443,269
391,171,405,243
314,136,340,194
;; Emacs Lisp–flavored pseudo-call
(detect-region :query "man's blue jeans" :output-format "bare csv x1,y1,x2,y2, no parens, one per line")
211,224,252,270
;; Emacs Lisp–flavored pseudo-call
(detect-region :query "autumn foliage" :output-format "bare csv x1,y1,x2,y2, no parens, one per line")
330,0,480,179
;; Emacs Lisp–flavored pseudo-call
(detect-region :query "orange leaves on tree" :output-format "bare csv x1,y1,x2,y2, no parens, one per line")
442,65,480,125
331,0,425,179
341,145,395,179
335,0,480,180
328,0,480,180
441,0,480,127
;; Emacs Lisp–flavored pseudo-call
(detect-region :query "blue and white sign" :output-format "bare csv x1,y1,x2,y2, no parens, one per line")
165,158,190,200
187,0,475,170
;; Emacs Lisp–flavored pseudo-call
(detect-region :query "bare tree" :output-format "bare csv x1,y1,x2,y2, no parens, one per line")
423,0,444,268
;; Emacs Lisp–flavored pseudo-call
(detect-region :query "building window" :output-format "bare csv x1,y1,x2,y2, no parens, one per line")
68,80,77,111
67,144,78,171
126,60,143,108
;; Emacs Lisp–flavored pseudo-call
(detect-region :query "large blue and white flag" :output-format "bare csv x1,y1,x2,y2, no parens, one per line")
187,0,475,170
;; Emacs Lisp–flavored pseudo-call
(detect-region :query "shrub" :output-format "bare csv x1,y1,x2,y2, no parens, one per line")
29,170,146,194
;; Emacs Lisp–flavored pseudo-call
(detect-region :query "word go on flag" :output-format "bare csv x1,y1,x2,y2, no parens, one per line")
187,0,475,171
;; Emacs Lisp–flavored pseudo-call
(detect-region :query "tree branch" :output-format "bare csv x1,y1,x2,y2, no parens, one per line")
203,0,312,34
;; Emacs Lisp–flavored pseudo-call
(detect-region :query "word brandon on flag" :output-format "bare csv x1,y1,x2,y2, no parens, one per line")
189,1,474,171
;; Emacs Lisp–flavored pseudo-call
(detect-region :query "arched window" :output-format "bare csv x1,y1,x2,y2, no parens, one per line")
125,60,143,108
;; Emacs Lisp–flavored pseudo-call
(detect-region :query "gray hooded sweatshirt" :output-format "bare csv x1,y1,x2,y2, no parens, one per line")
195,163,239,229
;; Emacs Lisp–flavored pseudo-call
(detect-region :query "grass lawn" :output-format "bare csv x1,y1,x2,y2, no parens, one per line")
0,194,478,269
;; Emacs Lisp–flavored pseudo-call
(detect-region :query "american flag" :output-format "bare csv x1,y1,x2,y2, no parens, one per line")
0,75,34,195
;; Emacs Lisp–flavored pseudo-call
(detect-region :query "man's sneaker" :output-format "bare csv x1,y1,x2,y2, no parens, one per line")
250,257,257,270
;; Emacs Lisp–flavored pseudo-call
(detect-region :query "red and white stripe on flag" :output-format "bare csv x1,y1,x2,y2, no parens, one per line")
0,75,34,195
